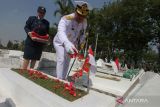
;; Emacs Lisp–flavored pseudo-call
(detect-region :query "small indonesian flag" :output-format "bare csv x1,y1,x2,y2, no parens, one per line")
68,48,78,58
115,57,120,70
77,50,84,60
82,46,96,73
82,56,90,72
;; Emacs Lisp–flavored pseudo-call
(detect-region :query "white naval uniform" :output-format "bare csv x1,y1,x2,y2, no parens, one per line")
53,13,87,79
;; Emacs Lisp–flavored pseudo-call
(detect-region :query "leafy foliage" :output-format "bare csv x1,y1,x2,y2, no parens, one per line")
86,0,159,70
54,0,74,17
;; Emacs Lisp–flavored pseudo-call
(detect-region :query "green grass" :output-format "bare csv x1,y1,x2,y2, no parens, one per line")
12,69,87,101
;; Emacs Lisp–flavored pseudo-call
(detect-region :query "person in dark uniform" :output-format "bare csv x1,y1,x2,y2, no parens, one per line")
22,6,50,69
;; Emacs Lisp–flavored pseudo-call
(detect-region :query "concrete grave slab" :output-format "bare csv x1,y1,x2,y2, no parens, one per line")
90,69,145,98
0,68,116,107
121,72,160,107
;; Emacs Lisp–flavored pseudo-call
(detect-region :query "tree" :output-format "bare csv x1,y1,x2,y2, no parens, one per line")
12,40,19,50
54,0,74,17
19,40,25,51
0,39,4,49
92,0,157,67
148,0,160,64
7,40,13,49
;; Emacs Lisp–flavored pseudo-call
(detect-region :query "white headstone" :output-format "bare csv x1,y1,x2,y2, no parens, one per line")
96,59,105,68
111,61,118,73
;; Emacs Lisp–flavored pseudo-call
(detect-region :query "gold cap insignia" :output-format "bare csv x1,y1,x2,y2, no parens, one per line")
76,3,89,16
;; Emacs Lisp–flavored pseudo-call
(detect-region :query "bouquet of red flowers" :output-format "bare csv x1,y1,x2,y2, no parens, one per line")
31,31,49,43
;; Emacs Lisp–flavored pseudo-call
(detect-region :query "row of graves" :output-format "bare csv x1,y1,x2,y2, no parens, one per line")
66,47,145,104
0,47,145,106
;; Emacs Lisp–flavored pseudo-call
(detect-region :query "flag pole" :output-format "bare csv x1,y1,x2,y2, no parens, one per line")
94,33,98,57
87,70,90,93
84,33,89,57
66,57,76,80
86,45,92,93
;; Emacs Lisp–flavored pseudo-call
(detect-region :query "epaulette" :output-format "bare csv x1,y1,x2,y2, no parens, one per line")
65,15,74,20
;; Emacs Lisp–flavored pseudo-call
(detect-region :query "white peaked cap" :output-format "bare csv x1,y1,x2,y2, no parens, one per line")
74,0,92,10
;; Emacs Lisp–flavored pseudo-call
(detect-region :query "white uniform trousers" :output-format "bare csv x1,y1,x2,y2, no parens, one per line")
54,43,70,80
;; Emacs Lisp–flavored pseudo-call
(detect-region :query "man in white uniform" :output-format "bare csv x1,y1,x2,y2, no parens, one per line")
53,1,90,80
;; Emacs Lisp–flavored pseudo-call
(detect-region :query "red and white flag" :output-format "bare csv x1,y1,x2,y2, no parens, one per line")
82,46,97,74
115,57,120,70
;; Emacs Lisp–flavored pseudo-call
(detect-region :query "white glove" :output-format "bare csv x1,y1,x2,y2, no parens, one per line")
64,41,78,54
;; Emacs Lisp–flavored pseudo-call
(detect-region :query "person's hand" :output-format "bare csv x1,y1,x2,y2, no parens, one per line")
64,41,78,54
32,37,48,43
28,32,33,40
29,31,49,43
46,34,49,38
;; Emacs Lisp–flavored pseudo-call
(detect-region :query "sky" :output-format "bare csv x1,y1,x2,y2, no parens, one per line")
0,0,109,45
